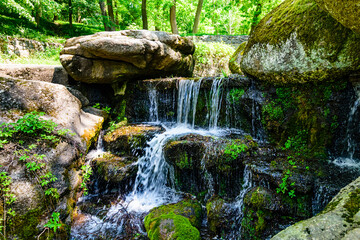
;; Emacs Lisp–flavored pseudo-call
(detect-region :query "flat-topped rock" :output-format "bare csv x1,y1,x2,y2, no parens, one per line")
0,64,69,85
60,30,195,84
104,123,164,156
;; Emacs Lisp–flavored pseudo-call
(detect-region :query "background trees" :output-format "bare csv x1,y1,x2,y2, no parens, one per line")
0,0,284,35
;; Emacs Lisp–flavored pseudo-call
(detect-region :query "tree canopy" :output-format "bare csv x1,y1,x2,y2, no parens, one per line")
0,0,284,35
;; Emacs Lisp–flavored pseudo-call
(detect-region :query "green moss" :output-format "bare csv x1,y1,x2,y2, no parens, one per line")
145,199,202,229
242,0,360,84
10,208,43,239
144,213,200,240
206,196,225,233
229,42,246,74
261,81,347,158
144,199,202,240
343,189,360,222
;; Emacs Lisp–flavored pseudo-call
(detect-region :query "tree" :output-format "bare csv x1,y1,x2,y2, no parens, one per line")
107,0,115,30
192,0,203,34
69,0,73,28
169,0,178,34
99,0,111,31
142,0,148,29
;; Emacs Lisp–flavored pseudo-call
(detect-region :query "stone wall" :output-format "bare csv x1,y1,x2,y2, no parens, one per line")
0,36,63,57
187,35,248,47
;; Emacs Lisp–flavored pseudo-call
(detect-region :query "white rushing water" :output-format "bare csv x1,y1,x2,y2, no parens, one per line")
333,84,360,168
148,86,159,123
71,78,232,238
177,78,202,127
208,78,224,129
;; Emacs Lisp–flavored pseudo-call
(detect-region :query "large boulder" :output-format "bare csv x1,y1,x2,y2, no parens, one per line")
314,0,360,35
0,76,104,238
271,176,360,240
0,76,104,150
240,0,360,84
60,30,195,84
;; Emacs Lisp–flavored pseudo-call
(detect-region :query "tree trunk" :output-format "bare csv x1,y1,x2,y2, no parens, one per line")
107,0,116,30
114,1,119,25
69,0,73,28
34,2,42,28
142,0,148,30
192,0,203,34
170,0,178,34
99,0,110,31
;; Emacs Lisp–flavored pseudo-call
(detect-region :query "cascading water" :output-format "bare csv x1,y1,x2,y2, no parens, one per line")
333,83,360,168
177,79,202,127
148,86,159,123
208,78,224,129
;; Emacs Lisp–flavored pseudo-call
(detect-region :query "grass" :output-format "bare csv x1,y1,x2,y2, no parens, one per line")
0,14,104,44
0,46,62,65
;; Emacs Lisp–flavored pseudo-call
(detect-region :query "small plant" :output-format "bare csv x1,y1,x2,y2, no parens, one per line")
81,165,93,196
224,140,249,160
0,167,16,238
92,103,111,114
44,212,62,233
227,88,245,104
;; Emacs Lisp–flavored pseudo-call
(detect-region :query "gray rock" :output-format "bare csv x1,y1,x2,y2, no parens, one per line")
60,30,195,84
240,0,360,84
0,76,104,150
271,176,360,240
0,64,69,85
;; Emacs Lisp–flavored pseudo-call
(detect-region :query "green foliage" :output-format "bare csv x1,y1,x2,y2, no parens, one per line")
93,103,111,114
224,141,249,160
44,212,62,233
0,167,17,236
0,111,75,213
81,165,92,196
227,88,245,104
193,41,235,76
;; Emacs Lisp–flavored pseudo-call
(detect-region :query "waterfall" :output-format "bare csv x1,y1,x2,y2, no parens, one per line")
228,165,253,238
208,78,224,129
148,86,159,123
177,79,202,127
333,84,360,168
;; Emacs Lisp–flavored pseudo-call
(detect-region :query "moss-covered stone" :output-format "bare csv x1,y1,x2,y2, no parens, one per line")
144,198,202,240
229,41,247,75
104,123,164,156
241,0,360,84
271,176,360,240
314,0,360,34
94,152,138,184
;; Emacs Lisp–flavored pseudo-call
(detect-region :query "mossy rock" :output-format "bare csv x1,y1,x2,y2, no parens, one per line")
144,198,202,240
229,41,247,75
240,0,360,84
94,152,138,184
271,176,360,239
104,124,164,156
314,0,360,35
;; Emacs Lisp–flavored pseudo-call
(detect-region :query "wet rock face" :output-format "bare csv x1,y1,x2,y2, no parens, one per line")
272,176,360,240
144,198,202,240
240,0,360,84
60,30,195,84
314,0,360,35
